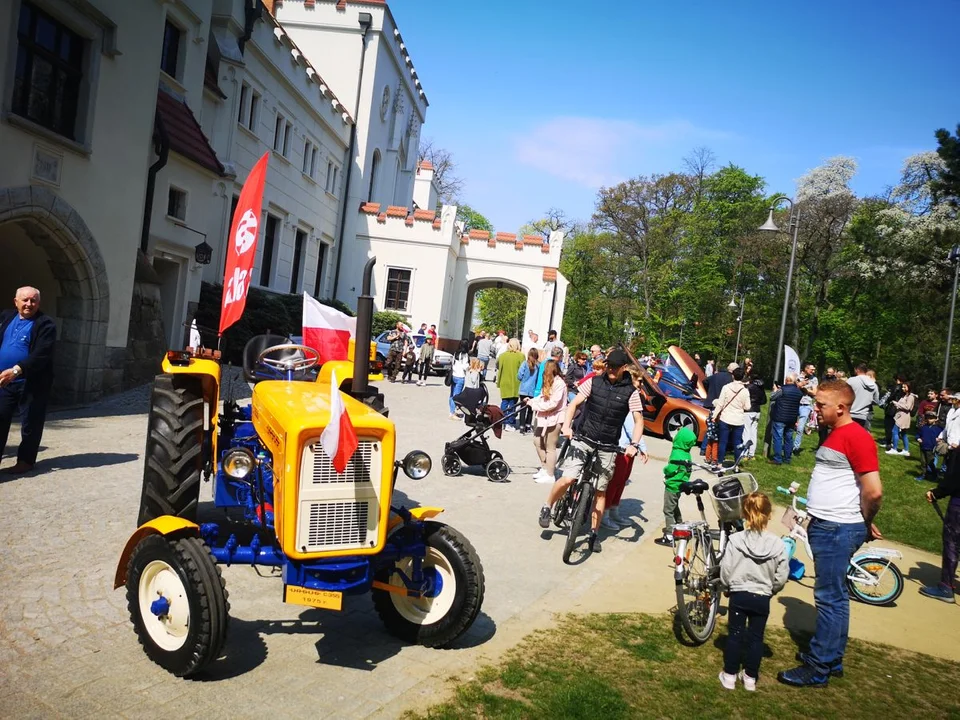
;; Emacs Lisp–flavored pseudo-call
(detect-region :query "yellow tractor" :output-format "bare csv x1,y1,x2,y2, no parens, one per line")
114,259,484,677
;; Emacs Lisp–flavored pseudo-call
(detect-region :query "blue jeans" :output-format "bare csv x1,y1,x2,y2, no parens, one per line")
478,356,490,379
448,377,465,413
891,425,909,453
794,405,812,450
500,397,517,426
805,517,866,675
771,421,795,464
717,421,743,463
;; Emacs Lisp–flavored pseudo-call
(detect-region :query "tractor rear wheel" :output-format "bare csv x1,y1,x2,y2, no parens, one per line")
373,522,485,647
137,374,205,525
125,534,229,677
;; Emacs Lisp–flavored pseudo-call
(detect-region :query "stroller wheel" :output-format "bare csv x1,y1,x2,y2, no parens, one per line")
441,453,462,477
486,458,510,483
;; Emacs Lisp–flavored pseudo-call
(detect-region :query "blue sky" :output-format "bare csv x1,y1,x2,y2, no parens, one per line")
391,0,960,232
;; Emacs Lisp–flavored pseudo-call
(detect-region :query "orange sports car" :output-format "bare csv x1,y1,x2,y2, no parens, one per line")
626,346,709,442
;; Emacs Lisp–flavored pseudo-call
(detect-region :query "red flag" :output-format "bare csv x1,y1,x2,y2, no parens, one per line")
302,293,357,363
320,370,359,473
220,153,269,335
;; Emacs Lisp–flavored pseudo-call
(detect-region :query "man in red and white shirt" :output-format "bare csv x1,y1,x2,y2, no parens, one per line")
537,350,646,554
779,380,883,688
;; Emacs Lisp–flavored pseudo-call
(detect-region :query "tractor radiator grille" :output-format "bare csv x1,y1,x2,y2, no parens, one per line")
306,501,370,547
307,440,376,484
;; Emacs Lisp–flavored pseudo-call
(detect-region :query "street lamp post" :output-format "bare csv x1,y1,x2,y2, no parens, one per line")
944,246,960,388
759,196,801,384
728,292,746,364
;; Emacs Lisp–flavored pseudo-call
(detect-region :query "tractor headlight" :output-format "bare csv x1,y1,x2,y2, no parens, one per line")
402,450,432,480
223,448,256,479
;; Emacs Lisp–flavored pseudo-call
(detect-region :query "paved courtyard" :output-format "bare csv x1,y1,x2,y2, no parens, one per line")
0,373,672,719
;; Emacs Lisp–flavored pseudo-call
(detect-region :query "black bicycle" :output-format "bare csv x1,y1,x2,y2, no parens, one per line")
550,435,619,563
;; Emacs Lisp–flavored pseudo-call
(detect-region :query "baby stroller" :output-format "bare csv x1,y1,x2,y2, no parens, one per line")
442,386,515,482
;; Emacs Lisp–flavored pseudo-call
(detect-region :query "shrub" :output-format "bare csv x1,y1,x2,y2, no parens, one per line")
372,310,407,336
194,282,354,364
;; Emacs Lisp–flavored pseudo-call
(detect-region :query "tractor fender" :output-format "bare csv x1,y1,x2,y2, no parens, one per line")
113,516,200,589
387,506,444,533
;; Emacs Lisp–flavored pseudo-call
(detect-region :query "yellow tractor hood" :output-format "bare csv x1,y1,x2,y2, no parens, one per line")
252,380,394,440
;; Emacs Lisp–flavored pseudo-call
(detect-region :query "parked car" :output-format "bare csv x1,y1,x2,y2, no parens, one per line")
625,346,709,441
375,331,452,375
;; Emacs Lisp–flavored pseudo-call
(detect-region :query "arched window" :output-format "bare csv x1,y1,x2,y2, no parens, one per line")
367,150,380,203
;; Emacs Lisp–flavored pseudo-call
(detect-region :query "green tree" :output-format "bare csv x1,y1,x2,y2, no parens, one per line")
475,288,526,338
456,204,493,233
932,124,960,207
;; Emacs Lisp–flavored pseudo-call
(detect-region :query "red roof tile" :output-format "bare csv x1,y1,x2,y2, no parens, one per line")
377,213,387,223
460,234,469,244
386,205,408,218
523,234,543,245
418,159,434,171
413,209,435,221
543,268,558,282
156,89,223,176
405,216,414,226
360,202,381,214
468,229,491,240
495,232,516,243
432,218,441,230
487,238,496,248
541,244,551,253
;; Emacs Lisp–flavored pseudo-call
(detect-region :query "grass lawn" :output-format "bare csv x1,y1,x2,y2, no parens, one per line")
414,613,960,720
745,413,943,554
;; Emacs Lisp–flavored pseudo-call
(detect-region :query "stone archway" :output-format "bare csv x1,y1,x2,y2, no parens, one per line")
0,186,109,404
462,278,530,340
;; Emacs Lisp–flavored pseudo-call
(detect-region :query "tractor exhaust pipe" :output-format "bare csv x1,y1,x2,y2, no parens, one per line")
351,257,376,396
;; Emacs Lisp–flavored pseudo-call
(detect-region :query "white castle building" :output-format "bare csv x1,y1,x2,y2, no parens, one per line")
0,0,568,401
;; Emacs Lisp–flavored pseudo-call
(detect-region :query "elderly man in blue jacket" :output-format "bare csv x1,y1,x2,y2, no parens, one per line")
0,286,57,474
769,374,803,465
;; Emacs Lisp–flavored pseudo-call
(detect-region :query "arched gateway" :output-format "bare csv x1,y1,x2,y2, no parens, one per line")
0,186,109,405
352,202,569,352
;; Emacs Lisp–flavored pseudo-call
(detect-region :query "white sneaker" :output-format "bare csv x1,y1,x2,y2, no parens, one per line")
503,425,516,433
899,449,911,456
885,448,899,455
738,670,756,692
534,471,555,484
718,671,737,690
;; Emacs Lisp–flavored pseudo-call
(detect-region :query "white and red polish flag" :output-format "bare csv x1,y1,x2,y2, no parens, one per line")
220,152,269,335
320,370,359,473
302,293,357,363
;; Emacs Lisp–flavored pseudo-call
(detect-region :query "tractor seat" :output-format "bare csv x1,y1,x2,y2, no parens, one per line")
242,334,291,383
679,479,709,496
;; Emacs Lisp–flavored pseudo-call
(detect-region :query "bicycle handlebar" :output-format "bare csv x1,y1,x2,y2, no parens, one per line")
572,435,621,453
776,486,808,505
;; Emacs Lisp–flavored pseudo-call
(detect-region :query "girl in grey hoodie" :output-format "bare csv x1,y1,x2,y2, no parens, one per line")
718,492,789,691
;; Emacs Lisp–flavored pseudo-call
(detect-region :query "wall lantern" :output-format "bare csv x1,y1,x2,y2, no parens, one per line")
194,240,213,265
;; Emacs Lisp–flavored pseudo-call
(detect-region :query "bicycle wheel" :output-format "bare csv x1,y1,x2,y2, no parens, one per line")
551,491,571,529
847,557,904,606
675,533,720,644
562,483,594,564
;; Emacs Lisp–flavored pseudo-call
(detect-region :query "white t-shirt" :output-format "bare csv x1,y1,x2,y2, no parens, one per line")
806,422,878,524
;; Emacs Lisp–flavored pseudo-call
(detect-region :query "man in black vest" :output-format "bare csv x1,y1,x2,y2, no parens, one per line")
0,286,57,474
538,350,646,553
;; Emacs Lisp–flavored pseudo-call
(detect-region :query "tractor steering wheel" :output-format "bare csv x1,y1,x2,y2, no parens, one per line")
256,343,320,375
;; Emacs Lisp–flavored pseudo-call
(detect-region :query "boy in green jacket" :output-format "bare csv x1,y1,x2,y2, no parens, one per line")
655,425,697,546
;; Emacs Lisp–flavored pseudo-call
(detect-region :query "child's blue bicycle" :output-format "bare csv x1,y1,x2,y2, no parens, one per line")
777,483,904,606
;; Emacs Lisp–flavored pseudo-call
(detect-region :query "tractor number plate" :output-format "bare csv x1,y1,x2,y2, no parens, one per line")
283,585,343,611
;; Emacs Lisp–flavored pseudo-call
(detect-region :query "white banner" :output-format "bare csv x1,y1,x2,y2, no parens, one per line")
783,345,801,384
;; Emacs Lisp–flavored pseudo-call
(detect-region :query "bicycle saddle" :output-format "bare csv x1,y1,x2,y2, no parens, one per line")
680,479,709,495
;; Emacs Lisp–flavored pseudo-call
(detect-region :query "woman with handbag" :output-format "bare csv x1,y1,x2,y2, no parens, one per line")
715,367,752,464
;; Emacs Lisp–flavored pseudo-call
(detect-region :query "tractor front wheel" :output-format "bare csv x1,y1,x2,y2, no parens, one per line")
373,522,485,648
125,534,229,677
137,374,205,525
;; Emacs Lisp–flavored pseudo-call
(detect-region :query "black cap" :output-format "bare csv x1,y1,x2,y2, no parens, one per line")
606,349,629,368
